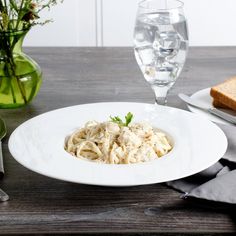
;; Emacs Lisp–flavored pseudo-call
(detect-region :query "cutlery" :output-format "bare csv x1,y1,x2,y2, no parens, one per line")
179,93,236,125
0,118,9,201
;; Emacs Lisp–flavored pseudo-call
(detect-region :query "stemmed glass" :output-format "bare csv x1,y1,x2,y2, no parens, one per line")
134,0,188,105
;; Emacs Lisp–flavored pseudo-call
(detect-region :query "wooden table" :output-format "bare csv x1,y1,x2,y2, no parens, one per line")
1,47,236,235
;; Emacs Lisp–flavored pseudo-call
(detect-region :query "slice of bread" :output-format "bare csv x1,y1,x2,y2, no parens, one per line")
210,77,236,111
212,99,230,109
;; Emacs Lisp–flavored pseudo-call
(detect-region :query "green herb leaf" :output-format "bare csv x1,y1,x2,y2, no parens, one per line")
110,112,134,127
110,116,123,126
125,112,133,126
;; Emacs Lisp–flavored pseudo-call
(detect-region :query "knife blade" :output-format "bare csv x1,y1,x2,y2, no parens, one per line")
0,118,9,201
178,93,236,125
0,118,6,178
0,188,9,201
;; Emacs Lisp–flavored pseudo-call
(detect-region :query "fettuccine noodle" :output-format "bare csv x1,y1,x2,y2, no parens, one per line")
65,121,172,164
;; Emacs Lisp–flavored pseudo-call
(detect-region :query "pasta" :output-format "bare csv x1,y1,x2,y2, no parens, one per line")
65,120,172,164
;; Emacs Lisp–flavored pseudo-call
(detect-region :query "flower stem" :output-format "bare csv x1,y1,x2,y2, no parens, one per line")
5,53,27,104
8,61,27,104
9,80,16,103
15,0,25,31
15,75,27,103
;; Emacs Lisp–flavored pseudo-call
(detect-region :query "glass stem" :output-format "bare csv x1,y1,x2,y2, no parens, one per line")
151,85,169,106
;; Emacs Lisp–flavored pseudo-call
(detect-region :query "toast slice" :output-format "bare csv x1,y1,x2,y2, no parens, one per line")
210,77,236,111
212,99,230,109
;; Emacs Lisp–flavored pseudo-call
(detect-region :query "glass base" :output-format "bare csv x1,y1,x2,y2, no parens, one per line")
0,103,28,109
0,69,42,109
155,97,167,106
151,85,169,106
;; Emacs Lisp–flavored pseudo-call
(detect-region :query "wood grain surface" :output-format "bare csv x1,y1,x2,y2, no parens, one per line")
0,47,236,235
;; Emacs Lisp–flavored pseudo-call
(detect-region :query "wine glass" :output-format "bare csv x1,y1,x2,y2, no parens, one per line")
134,0,188,105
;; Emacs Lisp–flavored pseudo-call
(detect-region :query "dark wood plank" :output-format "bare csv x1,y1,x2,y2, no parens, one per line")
0,47,236,235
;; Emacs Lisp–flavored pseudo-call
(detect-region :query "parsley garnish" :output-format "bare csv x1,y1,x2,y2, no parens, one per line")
110,112,134,127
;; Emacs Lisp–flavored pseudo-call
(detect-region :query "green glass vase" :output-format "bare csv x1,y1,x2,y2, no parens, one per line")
0,30,42,108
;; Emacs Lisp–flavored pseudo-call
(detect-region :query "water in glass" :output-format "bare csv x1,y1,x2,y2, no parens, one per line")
134,11,188,104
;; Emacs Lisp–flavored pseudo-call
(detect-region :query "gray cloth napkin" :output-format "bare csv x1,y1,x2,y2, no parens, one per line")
166,123,236,204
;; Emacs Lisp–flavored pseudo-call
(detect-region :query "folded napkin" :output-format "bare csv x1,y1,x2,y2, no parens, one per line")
166,123,236,204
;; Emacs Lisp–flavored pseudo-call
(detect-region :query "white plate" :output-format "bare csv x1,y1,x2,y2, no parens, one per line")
9,102,227,187
188,88,232,125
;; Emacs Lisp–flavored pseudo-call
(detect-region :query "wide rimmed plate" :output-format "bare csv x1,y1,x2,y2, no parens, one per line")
188,88,236,125
9,102,227,187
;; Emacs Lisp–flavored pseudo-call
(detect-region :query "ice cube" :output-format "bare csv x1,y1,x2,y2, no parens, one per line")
134,45,156,66
134,19,157,46
153,31,180,59
148,12,171,25
154,61,180,81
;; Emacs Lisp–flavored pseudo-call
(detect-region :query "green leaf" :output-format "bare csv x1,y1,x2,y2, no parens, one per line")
110,112,134,127
2,12,9,31
110,116,123,126
9,0,18,11
125,112,133,126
